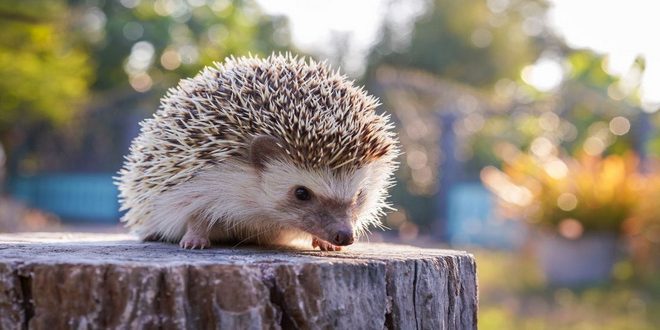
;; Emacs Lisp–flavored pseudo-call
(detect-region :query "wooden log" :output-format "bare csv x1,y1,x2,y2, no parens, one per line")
0,233,477,329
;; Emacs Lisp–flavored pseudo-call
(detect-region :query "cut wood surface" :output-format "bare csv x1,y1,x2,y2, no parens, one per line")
0,232,477,330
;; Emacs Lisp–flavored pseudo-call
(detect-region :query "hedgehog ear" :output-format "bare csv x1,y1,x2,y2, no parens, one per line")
250,135,286,170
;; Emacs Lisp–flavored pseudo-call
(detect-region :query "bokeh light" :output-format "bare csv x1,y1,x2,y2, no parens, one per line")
556,193,578,211
521,57,564,92
160,48,182,70
558,218,583,239
609,116,631,136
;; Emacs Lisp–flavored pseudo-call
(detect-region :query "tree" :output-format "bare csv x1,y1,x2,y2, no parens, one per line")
2,0,295,174
0,0,92,181
76,0,293,93
0,0,91,134
368,0,547,87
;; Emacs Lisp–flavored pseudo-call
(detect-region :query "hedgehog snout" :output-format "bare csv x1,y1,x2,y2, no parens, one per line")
323,220,355,246
332,229,354,246
299,212,356,246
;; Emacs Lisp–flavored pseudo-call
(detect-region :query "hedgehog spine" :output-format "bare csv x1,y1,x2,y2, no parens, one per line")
116,53,399,250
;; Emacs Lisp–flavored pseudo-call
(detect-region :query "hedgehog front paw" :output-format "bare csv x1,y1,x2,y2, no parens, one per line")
312,237,342,251
179,235,211,250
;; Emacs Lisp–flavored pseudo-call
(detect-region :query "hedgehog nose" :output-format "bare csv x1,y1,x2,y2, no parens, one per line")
333,230,354,246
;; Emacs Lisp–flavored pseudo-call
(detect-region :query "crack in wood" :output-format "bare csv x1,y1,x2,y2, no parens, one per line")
412,260,419,330
17,271,33,330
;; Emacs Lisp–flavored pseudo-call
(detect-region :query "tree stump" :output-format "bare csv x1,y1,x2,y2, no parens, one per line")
0,233,477,329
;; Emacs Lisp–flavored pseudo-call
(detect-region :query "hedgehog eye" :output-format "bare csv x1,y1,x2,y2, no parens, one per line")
355,189,365,203
294,186,312,201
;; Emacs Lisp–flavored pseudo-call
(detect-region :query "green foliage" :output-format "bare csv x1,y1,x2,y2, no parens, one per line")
0,0,92,131
476,250,660,330
466,50,639,171
0,0,294,173
0,0,293,133
369,0,544,87
648,112,660,156
81,0,292,92
567,50,616,88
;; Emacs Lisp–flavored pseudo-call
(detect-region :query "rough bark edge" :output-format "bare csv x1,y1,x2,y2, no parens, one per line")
0,255,477,329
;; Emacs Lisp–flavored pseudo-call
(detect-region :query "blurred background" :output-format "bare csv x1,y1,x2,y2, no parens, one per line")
1,0,659,328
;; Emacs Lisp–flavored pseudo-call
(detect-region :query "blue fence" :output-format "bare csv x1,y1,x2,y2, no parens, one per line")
445,183,527,249
9,173,120,223
7,174,526,248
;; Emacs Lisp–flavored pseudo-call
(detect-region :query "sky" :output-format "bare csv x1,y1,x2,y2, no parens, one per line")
256,0,660,111
550,0,660,111
256,0,422,75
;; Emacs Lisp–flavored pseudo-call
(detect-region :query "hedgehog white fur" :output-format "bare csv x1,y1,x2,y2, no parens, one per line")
116,54,399,250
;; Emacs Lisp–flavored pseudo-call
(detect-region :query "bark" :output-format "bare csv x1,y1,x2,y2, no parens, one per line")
0,233,477,330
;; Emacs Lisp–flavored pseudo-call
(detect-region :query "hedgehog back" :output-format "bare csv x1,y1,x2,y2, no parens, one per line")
118,55,397,217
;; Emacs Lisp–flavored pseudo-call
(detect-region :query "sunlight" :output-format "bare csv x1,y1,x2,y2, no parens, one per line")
550,0,660,111
1,233,136,244
521,57,564,92
256,0,660,109
255,0,424,75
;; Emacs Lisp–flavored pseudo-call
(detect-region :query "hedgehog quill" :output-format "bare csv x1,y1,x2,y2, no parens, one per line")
116,54,399,251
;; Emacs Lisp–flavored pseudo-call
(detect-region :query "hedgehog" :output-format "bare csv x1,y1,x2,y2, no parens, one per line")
116,54,399,251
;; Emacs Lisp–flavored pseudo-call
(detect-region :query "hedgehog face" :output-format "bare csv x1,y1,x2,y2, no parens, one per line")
258,159,378,246
249,135,393,246
249,136,392,245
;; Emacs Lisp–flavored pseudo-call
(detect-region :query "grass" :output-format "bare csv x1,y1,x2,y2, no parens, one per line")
474,249,660,330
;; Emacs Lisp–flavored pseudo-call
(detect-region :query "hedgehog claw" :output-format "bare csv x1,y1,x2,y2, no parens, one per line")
179,236,210,250
312,237,341,251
